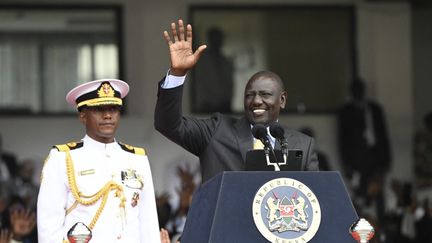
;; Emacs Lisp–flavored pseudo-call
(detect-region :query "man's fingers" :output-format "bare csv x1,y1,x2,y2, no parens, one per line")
163,31,173,46
165,20,197,47
24,209,32,219
29,217,36,230
178,19,185,41
186,24,193,43
0,229,9,240
171,22,179,42
28,211,36,221
194,45,207,59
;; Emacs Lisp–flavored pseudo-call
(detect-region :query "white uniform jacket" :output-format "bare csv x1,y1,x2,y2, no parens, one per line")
37,135,160,243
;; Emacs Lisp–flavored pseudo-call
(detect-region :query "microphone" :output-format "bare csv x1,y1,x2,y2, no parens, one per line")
269,122,285,141
251,124,272,149
269,122,289,164
252,124,280,171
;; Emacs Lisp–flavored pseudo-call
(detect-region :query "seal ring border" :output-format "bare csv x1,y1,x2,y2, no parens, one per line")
252,177,321,242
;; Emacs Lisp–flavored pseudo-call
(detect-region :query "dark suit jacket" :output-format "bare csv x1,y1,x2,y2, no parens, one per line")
155,82,319,183
338,100,391,174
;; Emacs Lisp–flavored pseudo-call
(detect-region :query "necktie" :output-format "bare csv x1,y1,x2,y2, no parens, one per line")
253,139,265,150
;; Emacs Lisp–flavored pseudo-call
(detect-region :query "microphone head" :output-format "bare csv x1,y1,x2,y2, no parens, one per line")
269,122,285,139
252,124,267,140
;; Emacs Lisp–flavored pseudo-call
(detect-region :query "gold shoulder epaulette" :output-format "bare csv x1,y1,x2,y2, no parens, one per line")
53,141,84,152
118,142,146,155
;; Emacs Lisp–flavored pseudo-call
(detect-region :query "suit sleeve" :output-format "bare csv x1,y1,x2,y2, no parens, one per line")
139,156,161,243
37,149,68,243
154,79,218,156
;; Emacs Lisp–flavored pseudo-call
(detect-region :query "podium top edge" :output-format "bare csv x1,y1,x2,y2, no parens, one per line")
203,171,343,185
220,171,341,175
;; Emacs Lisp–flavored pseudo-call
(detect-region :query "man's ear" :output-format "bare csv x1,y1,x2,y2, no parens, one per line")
78,111,86,124
280,91,287,109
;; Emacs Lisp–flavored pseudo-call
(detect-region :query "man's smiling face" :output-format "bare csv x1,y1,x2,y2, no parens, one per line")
243,73,286,126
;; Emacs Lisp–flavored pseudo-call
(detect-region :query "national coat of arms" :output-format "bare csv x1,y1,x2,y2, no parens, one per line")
252,178,321,242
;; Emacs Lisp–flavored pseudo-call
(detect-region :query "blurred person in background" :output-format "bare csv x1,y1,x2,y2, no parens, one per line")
338,79,391,226
164,166,197,243
10,160,38,210
193,27,234,113
0,134,18,184
1,196,37,243
413,111,432,188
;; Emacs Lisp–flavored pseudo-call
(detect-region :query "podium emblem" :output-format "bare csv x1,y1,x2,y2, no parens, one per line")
252,178,321,242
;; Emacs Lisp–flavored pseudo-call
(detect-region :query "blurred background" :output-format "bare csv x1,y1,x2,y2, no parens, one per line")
0,0,431,242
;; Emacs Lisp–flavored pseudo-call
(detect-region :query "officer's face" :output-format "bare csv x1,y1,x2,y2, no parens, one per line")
244,76,286,126
79,105,121,143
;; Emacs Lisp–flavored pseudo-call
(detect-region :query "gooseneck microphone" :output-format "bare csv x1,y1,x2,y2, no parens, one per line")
252,124,280,171
251,124,272,149
269,122,289,164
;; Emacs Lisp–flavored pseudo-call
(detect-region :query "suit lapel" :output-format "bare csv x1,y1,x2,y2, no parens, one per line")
234,117,253,163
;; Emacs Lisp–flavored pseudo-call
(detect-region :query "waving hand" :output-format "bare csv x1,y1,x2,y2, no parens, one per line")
163,19,207,76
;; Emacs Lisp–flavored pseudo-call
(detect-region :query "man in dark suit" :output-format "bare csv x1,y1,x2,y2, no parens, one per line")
338,80,391,184
338,79,391,225
155,19,319,183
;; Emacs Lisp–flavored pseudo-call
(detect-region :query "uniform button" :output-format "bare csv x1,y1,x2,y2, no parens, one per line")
106,154,111,158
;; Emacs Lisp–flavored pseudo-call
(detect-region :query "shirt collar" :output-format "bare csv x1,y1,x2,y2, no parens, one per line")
83,135,119,152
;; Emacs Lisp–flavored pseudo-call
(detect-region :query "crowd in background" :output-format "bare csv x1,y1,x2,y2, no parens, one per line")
0,135,38,243
335,81,432,243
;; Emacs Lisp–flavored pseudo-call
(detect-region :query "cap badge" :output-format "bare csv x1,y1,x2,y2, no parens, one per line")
97,83,115,98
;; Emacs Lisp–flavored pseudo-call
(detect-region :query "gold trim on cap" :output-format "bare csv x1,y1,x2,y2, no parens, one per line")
77,97,122,108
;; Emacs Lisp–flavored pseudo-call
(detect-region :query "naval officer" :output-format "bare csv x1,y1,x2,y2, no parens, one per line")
37,79,161,243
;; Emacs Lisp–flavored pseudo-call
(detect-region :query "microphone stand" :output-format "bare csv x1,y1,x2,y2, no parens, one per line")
262,139,280,171
269,122,289,168
278,138,289,166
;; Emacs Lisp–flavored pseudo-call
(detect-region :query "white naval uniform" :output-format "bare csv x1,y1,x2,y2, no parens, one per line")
37,135,161,243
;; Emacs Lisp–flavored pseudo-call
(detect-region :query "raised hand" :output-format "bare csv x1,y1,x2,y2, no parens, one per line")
0,229,12,243
176,166,196,216
163,19,207,76
177,165,195,191
9,208,36,241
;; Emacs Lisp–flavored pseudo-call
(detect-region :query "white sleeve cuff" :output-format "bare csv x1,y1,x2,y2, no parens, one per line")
161,69,186,89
